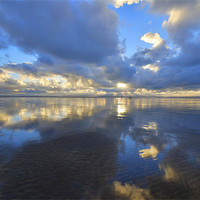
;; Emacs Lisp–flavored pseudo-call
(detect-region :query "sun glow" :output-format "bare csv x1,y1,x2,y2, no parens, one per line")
117,82,127,88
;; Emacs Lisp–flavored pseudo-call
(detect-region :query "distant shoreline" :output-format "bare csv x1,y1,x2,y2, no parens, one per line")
0,95,200,98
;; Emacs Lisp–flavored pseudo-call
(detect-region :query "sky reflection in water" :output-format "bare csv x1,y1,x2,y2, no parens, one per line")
0,97,200,199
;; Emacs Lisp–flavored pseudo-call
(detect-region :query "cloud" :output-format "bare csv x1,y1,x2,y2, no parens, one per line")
0,67,102,95
132,63,200,90
0,0,119,63
6,62,38,74
0,0,137,95
131,33,171,68
0,29,8,49
113,0,200,92
130,34,200,90
114,0,143,8
148,0,200,63
141,32,164,48
142,64,159,73
102,55,135,83
0,69,23,93
129,2,200,90
1,0,200,95
0,55,135,95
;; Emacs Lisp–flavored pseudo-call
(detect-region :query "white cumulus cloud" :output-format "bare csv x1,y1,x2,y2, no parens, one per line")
141,32,164,48
114,0,142,8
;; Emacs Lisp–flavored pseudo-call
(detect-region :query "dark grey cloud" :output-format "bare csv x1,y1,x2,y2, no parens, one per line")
0,0,119,63
6,63,38,74
38,54,55,66
103,55,135,83
166,37,200,68
131,42,172,67
0,29,8,49
133,64,200,90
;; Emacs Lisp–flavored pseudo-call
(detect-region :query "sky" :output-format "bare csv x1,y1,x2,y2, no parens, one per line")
0,0,200,96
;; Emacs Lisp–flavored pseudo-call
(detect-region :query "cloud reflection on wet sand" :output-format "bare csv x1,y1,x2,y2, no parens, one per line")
0,97,200,199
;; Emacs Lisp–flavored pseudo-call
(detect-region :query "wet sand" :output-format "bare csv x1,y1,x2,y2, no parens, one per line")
1,130,200,199
1,97,200,199
1,131,119,199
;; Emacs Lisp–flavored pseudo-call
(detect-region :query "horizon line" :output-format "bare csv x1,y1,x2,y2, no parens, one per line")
0,95,200,98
